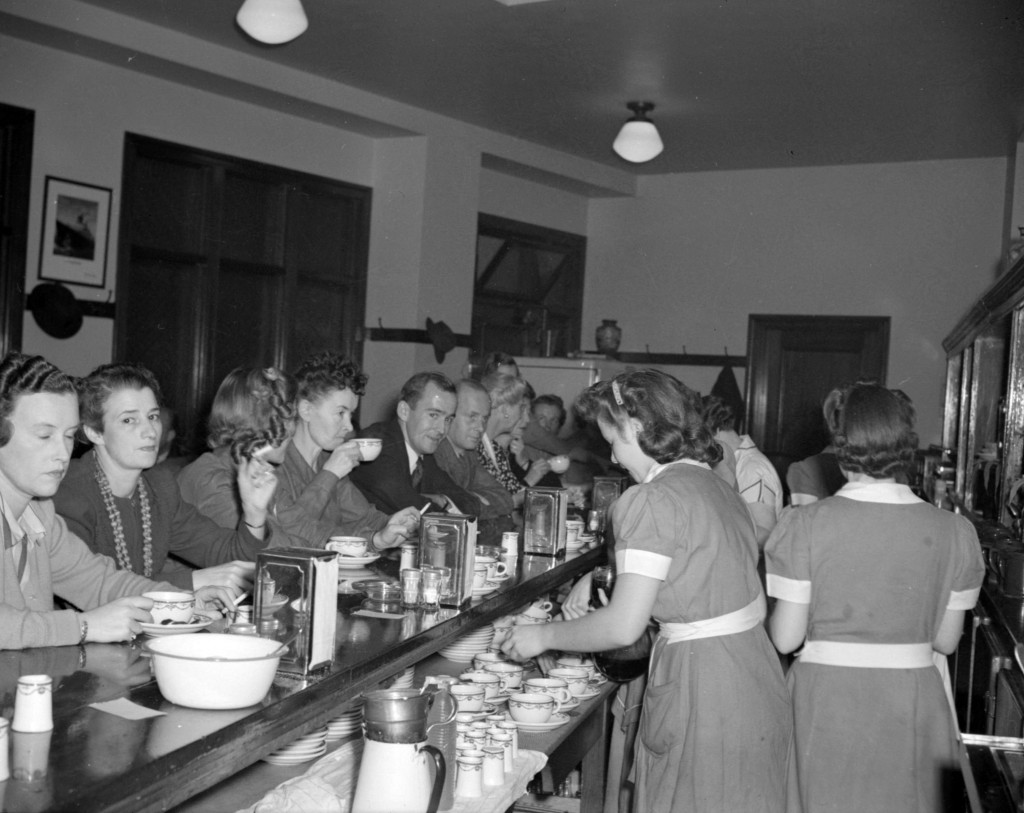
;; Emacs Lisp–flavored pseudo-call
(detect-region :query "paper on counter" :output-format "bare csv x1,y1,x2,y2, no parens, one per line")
351,609,405,620
90,698,166,720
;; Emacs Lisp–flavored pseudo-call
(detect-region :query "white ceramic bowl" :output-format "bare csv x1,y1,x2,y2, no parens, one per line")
354,438,383,461
145,633,284,709
144,591,195,624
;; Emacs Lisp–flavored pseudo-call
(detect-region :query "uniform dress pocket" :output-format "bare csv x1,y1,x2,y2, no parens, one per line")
638,674,683,757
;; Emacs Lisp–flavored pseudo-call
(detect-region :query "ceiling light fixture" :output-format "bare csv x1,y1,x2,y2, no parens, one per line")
236,0,308,45
612,102,664,164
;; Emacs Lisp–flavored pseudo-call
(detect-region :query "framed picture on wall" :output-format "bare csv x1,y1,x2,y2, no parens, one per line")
38,176,112,288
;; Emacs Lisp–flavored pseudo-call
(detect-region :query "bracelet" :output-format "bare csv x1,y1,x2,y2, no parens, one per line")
77,614,88,645
244,520,266,532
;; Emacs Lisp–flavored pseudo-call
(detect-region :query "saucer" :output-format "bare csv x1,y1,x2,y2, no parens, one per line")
558,696,580,710
511,712,570,732
485,573,510,582
336,554,382,570
573,687,601,700
140,618,213,636
465,702,498,720
472,584,500,597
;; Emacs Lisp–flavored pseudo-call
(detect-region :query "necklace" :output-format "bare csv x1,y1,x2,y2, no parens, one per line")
94,456,153,577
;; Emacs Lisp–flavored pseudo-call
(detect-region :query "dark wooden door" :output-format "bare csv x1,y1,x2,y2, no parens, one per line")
745,315,890,489
118,135,370,455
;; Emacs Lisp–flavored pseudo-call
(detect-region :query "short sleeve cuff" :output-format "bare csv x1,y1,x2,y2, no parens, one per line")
948,586,980,611
766,573,811,603
615,548,671,580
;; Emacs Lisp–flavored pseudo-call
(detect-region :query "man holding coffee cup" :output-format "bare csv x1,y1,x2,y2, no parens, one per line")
0,352,232,649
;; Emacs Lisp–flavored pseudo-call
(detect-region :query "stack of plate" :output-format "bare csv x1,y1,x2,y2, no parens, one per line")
325,704,363,742
389,665,416,689
262,726,329,765
438,624,494,663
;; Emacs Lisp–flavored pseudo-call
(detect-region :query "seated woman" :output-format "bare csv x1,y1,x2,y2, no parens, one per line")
53,363,274,595
271,352,418,550
178,367,304,543
477,373,552,506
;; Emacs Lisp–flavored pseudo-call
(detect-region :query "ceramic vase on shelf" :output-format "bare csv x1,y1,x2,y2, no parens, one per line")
595,319,622,354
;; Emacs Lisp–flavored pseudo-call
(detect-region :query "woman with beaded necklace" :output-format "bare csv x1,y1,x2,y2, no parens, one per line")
53,363,275,595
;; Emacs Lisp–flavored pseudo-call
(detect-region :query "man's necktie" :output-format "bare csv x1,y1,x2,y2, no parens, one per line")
411,456,424,490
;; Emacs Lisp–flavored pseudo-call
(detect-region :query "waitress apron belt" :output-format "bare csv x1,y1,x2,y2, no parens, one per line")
658,594,765,643
799,640,934,668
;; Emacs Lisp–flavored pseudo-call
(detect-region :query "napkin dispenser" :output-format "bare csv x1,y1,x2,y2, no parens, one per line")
592,475,627,516
523,487,568,557
419,513,478,607
254,547,338,675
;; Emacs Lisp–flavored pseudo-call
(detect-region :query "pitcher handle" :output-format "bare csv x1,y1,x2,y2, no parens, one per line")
420,743,446,813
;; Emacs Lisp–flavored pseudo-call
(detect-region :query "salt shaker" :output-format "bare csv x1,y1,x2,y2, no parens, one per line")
401,568,422,608
421,569,441,610
12,675,53,733
481,745,505,786
455,754,483,798
400,542,418,572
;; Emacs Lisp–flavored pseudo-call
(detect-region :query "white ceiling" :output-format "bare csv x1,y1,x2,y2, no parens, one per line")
54,0,1024,174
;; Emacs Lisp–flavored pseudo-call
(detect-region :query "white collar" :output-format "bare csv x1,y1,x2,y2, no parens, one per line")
835,481,923,504
642,457,709,484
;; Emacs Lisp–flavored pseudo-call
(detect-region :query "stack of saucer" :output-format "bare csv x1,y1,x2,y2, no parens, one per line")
388,665,416,689
325,704,363,741
438,624,494,663
263,726,329,765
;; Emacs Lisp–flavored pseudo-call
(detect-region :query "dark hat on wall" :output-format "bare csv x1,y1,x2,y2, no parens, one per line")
425,317,457,363
27,282,83,339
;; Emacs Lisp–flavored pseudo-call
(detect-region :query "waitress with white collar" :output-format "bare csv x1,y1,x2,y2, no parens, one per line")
767,381,984,813
501,370,791,813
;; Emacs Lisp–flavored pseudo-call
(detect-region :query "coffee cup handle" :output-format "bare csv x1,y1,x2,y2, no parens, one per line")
534,600,553,613
555,687,571,705
551,696,563,715
492,563,508,577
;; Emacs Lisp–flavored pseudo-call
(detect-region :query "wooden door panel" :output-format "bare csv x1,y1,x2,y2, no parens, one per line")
747,315,890,488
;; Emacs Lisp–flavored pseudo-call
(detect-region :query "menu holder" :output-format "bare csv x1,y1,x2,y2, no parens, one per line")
254,548,338,675
419,514,478,607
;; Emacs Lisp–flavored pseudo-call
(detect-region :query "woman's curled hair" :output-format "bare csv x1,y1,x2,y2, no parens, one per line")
831,380,917,479
207,367,297,463
295,352,367,403
576,369,722,466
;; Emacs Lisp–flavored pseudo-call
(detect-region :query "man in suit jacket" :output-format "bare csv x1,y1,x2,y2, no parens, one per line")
350,372,482,516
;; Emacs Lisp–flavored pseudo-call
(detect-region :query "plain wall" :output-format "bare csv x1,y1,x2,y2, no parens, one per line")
585,160,1008,446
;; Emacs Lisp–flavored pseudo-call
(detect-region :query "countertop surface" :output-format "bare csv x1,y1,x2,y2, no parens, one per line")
0,546,604,813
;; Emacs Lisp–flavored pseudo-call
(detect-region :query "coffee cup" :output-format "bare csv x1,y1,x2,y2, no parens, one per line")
555,655,596,681
353,438,382,461
460,671,501,700
483,661,524,692
548,455,570,474
450,682,486,712
326,536,368,557
508,692,561,724
485,561,508,580
548,667,590,696
473,651,507,671
143,591,195,624
472,563,489,589
524,677,572,705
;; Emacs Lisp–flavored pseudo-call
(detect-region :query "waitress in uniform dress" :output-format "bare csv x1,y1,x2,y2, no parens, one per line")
767,381,985,813
502,370,792,813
